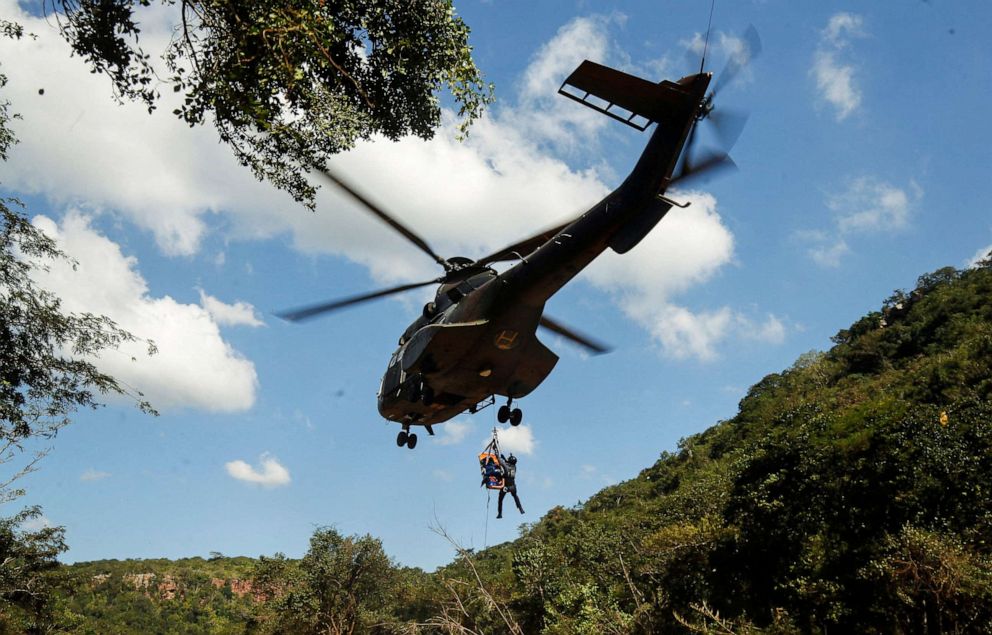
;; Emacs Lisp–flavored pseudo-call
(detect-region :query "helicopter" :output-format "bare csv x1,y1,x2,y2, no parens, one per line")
280,28,760,449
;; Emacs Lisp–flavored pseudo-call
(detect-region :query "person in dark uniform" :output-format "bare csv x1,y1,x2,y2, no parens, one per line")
497,454,524,518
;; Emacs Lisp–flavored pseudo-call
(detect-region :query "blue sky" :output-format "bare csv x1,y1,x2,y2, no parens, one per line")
1,1,990,570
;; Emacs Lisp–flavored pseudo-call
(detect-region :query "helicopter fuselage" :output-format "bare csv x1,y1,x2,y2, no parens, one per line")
377,70,712,427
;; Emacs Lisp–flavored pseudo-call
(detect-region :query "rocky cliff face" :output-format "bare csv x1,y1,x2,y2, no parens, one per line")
95,572,266,602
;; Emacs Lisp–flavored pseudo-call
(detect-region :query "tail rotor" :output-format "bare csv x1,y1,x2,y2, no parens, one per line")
674,24,761,187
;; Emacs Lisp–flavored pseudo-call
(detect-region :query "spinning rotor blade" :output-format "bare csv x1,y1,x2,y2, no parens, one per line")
710,24,762,97
676,25,759,186
670,150,737,187
474,219,575,267
539,315,611,355
316,168,451,270
707,107,748,152
277,278,441,322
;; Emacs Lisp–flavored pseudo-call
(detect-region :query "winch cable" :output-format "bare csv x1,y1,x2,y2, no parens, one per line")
481,424,502,548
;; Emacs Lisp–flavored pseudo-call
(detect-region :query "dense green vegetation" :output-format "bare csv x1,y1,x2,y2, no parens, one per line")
20,260,992,632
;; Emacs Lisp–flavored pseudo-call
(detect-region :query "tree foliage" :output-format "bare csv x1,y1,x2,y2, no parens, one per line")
250,527,403,634
48,0,493,208
0,506,68,634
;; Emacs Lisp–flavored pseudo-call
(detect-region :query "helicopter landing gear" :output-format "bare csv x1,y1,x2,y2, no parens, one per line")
397,426,418,449
497,398,523,426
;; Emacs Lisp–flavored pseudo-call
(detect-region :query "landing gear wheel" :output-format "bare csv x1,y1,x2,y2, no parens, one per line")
497,405,510,423
510,408,523,427
420,385,435,406
396,430,408,447
406,433,418,449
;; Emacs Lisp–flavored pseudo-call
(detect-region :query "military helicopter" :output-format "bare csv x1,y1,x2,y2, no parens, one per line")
280,28,760,449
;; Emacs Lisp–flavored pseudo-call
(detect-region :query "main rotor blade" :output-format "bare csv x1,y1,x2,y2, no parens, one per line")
277,278,441,322
539,315,611,355
316,168,450,270
474,219,575,267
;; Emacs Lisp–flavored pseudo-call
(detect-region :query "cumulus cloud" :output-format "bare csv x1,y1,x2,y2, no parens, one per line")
584,191,784,359
511,14,621,151
811,13,866,121
198,290,265,327
80,469,112,482
683,29,760,86
19,514,53,532
967,244,992,268
830,177,915,233
29,212,259,412
225,454,291,487
822,13,866,47
436,420,472,446
496,425,536,456
800,177,921,268
0,7,770,361
807,237,850,268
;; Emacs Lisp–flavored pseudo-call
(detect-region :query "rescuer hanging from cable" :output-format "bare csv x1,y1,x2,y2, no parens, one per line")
497,453,524,519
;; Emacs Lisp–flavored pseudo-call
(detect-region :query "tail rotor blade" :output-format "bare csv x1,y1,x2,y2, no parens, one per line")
277,278,441,322
708,107,748,152
711,24,761,97
669,152,737,188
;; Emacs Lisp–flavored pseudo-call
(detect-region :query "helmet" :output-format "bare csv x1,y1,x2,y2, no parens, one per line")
507,454,517,465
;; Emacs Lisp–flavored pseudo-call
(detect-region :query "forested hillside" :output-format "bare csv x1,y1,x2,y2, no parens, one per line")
21,259,992,633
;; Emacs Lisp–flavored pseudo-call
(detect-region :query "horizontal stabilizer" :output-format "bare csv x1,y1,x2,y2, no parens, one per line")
558,60,691,130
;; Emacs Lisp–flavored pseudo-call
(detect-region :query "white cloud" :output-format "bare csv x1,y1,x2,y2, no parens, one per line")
0,7,765,362
801,177,920,268
512,14,620,151
831,178,913,233
812,51,861,121
640,304,734,361
815,239,851,268
29,212,259,412
436,420,472,446
587,192,734,298
823,13,865,47
432,469,454,482
496,425,536,456
198,289,265,327
80,469,112,482
967,244,992,268
683,30,759,86
585,191,756,360
740,313,787,344
19,514,53,532
811,13,866,121
225,454,291,488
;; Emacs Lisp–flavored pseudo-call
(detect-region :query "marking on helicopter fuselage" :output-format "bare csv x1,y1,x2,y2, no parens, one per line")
494,330,519,350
